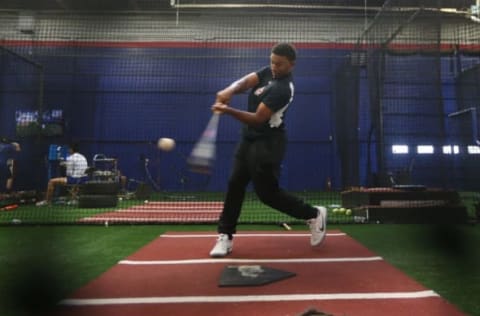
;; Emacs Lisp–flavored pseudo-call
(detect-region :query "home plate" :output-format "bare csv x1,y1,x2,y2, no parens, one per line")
219,265,296,287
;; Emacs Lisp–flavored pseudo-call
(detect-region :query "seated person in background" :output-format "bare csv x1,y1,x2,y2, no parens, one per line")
114,158,127,192
36,143,88,206
119,172,128,193
0,139,21,193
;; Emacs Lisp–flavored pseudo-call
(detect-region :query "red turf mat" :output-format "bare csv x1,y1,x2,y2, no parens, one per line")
78,201,223,223
53,231,466,316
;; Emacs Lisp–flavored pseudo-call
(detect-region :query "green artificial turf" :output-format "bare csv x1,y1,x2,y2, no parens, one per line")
0,225,164,316
342,224,480,316
0,224,479,316
0,191,344,225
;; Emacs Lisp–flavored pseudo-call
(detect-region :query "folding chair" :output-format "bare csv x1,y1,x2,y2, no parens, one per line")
64,169,92,205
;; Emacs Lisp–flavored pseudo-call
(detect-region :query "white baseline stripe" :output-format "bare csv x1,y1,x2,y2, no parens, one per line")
119,256,383,265
60,290,439,306
161,233,346,238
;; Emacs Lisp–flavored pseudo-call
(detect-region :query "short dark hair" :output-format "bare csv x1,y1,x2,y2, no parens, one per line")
271,43,296,62
69,142,80,153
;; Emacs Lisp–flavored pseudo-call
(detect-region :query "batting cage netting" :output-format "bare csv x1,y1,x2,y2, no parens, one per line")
0,0,479,225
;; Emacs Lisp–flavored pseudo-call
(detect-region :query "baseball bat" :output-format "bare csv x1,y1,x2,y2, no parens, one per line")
187,112,220,174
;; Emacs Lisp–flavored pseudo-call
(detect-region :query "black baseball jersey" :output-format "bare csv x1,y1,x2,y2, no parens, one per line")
0,143,17,163
0,142,17,174
243,66,294,140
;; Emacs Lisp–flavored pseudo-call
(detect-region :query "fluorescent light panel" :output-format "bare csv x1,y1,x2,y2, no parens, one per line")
442,145,459,154
392,145,408,154
417,145,434,154
467,145,480,154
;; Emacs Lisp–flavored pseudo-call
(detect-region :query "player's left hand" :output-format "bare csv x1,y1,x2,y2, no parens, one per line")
212,102,228,114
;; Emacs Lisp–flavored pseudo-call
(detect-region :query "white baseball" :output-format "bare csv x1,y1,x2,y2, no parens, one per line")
157,137,175,151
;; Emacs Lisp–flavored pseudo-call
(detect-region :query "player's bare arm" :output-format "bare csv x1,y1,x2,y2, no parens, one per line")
215,72,259,104
212,102,272,128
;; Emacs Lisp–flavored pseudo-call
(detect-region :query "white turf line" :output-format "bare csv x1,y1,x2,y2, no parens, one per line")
121,233,374,265
119,256,383,265
60,290,439,306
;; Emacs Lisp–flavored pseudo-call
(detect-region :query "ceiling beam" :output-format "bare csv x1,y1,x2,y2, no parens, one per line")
169,2,469,14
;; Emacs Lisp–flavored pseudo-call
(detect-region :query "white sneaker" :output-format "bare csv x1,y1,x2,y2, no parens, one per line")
307,206,327,246
209,234,233,257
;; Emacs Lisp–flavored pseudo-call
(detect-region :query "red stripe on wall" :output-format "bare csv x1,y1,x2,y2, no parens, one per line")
1,40,479,51
1,40,352,49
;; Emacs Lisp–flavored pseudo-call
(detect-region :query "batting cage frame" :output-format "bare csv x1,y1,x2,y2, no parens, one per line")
0,0,479,225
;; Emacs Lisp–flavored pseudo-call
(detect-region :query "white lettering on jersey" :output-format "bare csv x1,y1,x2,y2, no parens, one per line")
254,86,265,96
269,82,294,128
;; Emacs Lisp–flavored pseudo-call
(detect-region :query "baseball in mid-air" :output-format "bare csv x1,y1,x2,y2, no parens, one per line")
157,137,176,151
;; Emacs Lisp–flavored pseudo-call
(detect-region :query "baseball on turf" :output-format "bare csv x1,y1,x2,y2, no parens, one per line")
157,137,175,151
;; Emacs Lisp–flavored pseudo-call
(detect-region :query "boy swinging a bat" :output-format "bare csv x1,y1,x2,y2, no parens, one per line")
210,43,327,257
